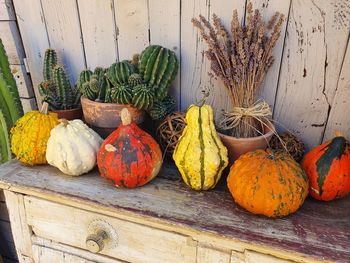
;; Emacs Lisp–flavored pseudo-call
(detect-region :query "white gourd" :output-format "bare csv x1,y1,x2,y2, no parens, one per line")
46,119,103,176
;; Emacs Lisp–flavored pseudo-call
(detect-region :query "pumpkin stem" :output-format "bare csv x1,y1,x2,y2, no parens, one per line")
59,119,69,127
121,108,132,126
40,102,49,115
334,130,343,137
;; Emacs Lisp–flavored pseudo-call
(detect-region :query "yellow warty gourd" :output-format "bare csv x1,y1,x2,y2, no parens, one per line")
11,102,58,165
173,104,228,190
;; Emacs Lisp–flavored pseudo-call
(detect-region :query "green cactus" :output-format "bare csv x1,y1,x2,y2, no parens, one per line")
139,45,179,100
43,49,57,81
111,84,133,104
106,61,135,87
76,69,93,92
132,84,154,110
147,96,176,120
0,39,23,128
40,49,80,110
128,73,143,86
0,110,11,164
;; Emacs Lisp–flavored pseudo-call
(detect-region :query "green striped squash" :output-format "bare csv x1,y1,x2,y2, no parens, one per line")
173,104,228,190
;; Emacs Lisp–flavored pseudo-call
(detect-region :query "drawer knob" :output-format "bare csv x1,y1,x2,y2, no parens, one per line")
86,230,108,253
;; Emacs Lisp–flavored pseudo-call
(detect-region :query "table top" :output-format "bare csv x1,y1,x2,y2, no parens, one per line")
0,160,349,262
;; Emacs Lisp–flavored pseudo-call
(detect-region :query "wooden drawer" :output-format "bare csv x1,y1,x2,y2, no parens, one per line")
24,196,197,263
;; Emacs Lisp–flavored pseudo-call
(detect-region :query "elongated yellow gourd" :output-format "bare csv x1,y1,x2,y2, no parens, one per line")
11,102,58,165
173,104,228,190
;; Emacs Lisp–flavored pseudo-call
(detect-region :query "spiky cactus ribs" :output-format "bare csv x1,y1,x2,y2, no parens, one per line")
106,61,135,86
39,49,80,110
139,45,178,100
132,84,155,110
111,84,133,104
148,96,176,120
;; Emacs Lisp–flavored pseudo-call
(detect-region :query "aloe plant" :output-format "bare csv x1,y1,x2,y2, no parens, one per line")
0,38,24,163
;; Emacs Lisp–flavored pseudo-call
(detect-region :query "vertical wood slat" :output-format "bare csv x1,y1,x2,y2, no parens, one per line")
0,21,25,65
41,0,86,85
148,0,181,109
0,0,15,21
114,0,149,61
323,39,350,141
77,0,118,69
248,0,290,109
273,0,349,148
12,0,50,108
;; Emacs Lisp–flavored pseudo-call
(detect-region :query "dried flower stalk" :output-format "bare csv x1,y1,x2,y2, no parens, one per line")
192,2,284,138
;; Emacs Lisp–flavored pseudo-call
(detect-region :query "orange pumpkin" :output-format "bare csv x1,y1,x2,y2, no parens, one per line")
227,150,309,218
302,132,350,201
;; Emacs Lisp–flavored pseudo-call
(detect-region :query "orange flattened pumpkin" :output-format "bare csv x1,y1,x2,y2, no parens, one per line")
227,150,309,218
302,133,350,201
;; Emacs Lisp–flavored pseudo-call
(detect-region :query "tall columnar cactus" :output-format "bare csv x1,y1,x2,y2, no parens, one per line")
139,45,179,100
43,48,57,81
39,49,80,110
106,61,135,87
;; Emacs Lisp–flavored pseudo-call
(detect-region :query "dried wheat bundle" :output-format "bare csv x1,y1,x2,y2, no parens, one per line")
192,2,284,138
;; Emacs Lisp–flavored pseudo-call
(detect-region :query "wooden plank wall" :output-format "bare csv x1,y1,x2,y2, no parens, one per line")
0,0,36,113
8,0,350,149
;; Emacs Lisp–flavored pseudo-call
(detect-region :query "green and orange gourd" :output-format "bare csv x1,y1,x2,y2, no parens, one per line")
302,131,350,201
97,108,162,188
227,150,309,218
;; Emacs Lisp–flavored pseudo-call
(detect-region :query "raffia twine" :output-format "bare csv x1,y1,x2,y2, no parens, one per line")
219,100,272,131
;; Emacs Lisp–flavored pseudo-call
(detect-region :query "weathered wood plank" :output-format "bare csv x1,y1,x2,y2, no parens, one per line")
0,220,17,261
77,0,118,69
0,202,9,221
0,160,349,262
0,0,15,21
26,196,197,263
197,246,231,263
0,190,4,201
41,0,86,84
249,0,290,109
323,38,350,141
12,0,50,107
273,0,350,148
114,0,149,60
10,64,34,98
33,245,64,263
245,250,292,262
20,97,37,112
148,0,181,109
3,191,33,260
0,21,25,65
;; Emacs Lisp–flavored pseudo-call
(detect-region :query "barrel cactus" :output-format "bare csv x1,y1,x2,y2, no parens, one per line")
147,96,176,120
111,84,133,104
76,69,93,92
39,49,80,110
128,73,143,86
139,45,178,100
106,61,135,87
132,84,155,110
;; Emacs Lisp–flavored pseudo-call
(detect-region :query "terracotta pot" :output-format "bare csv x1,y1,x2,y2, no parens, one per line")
81,96,145,138
218,120,275,163
52,107,83,120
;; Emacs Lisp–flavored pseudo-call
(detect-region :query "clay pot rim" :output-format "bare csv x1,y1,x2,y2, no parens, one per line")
51,107,82,113
218,120,275,142
81,96,135,108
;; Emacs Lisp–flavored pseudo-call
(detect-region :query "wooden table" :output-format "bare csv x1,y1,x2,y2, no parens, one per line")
0,160,349,263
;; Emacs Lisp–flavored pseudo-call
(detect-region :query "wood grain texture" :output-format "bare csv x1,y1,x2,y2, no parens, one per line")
323,39,350,141
77,0,118,69
25,196,197,263
12,0,50,107
10,64,34,98
0,202,9,221
114,0,149,61
0,0,15,21
273,0,350,148
197,246,231,263
0,160,349,262
41,0,86,84
3,191,32,260
20,97,37,112
148,0,181,109
0,21,25,65
249,0,290,109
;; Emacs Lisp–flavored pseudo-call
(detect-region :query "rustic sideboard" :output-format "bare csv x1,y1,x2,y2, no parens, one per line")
0,160,349,263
